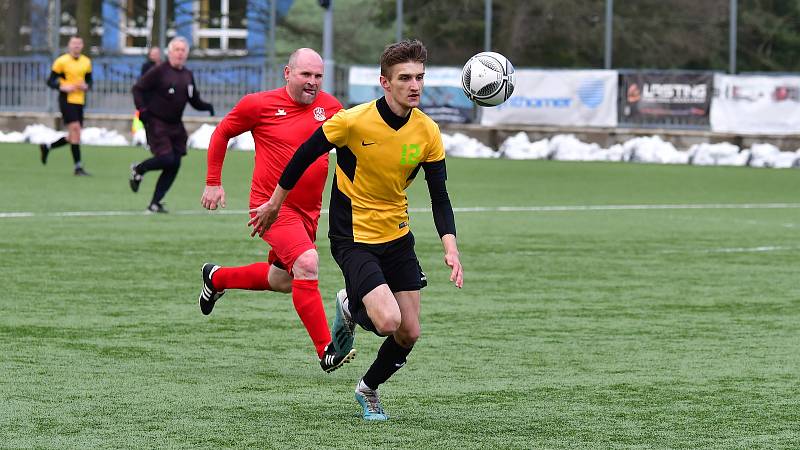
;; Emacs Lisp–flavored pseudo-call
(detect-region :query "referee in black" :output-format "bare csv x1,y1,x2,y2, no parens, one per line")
131,36,214,213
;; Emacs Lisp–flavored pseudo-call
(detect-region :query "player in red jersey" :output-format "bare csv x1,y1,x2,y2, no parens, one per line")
198,48,355,373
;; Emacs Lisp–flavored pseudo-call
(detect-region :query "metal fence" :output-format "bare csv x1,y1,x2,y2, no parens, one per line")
0,57,53,112
0,56,350,116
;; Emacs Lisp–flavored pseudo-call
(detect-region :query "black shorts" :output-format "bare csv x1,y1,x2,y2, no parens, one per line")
330,232,427,313
59,100,84,125
144,116,188,157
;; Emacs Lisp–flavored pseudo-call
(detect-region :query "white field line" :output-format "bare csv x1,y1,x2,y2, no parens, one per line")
2,203,800,219
659,245,798,254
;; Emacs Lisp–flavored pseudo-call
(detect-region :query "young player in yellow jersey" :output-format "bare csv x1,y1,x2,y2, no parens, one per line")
40,36,92,176
250,39,464,421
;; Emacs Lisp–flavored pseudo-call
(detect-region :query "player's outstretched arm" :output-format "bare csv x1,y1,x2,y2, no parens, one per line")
201,185,226,210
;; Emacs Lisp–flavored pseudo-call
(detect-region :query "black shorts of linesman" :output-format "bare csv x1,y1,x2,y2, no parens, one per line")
130,36,214,213
249,39,464,421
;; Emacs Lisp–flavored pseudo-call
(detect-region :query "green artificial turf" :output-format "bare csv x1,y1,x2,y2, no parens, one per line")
1,142,798,448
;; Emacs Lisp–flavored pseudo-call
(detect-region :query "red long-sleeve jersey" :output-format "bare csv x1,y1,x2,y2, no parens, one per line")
206,87,342,223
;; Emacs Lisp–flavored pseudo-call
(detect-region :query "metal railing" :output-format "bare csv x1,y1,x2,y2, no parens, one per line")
0,57,53,112
0,56,351,116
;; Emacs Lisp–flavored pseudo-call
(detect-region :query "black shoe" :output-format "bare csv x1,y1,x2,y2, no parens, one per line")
129,163,143,193
199,263,225,315
74,167,90,176
319,343,357,373
39,144,50,165
147,202,168,213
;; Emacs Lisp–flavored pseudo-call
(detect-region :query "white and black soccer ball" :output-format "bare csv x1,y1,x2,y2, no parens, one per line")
461,52,515,107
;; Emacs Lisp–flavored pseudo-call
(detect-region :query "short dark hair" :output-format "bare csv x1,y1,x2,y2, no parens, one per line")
380,39,427,79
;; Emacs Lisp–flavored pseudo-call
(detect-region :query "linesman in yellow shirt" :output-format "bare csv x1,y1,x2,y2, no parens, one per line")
40,35,92,176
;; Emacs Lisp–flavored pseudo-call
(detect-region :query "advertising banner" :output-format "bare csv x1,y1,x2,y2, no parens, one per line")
348,66,474,123
480,69,617,127
619,72,712,127
711,74,800,135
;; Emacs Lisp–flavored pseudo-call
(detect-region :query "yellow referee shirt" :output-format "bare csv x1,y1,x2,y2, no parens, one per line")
322,98,445,244
51,53,92,105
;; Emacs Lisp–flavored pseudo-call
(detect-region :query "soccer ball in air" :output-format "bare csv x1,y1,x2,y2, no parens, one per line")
461,52,515,107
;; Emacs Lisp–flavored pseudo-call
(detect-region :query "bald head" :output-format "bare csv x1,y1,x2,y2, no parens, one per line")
287,48,323,69
284,48,325,105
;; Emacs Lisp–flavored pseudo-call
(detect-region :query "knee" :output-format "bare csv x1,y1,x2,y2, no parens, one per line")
267,268,292,293
168,155,181,170
291,250,319,280
271,278,292,293
396,327,420,348
159,154,180,170
372,310,401,336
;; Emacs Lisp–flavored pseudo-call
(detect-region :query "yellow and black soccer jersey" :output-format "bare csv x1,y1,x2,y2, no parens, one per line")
50,53,92,105
321,98,445,243
279,96,454,244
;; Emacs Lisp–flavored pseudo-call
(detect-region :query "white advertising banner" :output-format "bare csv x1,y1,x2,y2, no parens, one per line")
348,66,474,123
711,74,800,135
480,69,618,127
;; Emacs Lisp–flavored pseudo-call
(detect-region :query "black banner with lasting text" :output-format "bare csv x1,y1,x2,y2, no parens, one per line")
619,72,713,128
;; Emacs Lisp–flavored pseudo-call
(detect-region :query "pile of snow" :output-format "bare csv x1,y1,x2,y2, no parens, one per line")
688,142,749,166
80,127,129,146
9,124,129,146
0,130,24,143
442,132,497,158
773,150,800,168
498,132,551,160
748,143,800,168
625,135,689,164
185,124,254,150
231,131,255,150
186,124,215,150
549,134,597,161
21,124,66,145
549,134,625,162
131,129,147,147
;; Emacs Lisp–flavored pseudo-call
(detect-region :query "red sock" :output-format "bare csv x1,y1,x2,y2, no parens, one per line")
212,263,272,291
291,279,331,358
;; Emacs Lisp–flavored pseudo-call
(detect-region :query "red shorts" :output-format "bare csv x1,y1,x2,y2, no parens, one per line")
256,208,318,274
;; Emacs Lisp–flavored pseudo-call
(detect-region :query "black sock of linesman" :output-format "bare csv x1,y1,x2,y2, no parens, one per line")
362,335,413,390
70,144,82,166
50,137,68,149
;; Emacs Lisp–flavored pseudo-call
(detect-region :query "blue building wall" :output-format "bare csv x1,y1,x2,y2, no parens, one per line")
30,0,49,51
95,0,294,55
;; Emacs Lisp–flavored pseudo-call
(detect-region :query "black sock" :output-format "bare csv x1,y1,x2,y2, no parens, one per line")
362,335,413,390
151,156,181,205
137,153,179,174
50,137,68,149
70,144,81,166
